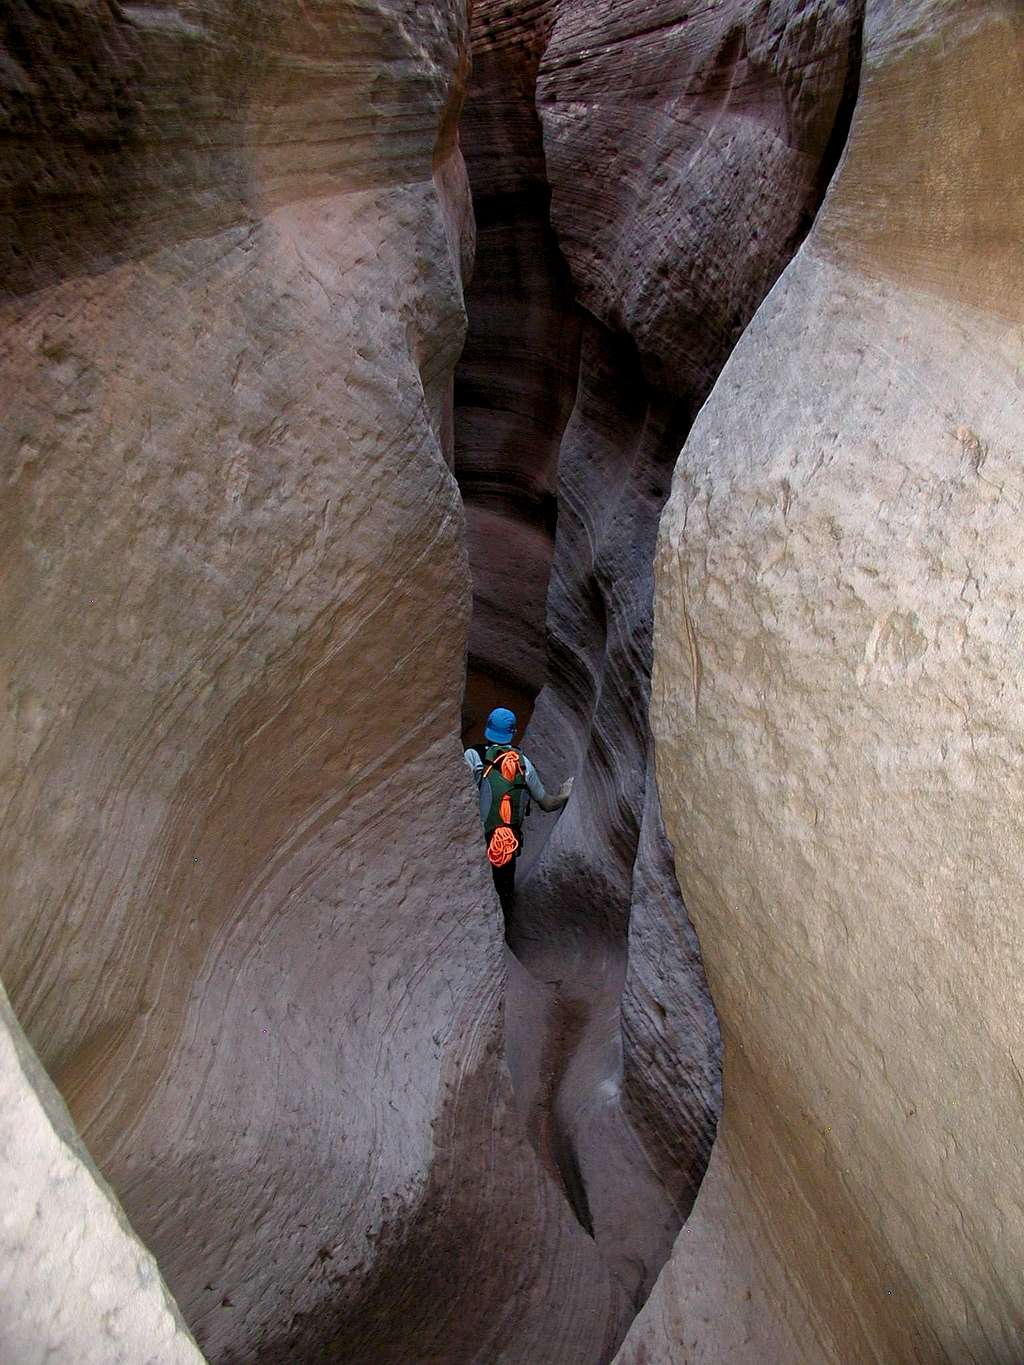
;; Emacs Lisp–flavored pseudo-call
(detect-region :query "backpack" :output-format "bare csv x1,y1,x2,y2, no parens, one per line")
475,743,529,867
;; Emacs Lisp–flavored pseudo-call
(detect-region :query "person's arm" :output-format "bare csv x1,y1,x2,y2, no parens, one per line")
536,782,572,813
464,748,484,785
523,756,573,812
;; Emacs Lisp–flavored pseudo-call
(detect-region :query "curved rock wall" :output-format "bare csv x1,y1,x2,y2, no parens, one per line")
457,0,864,1326
456,0,580,736
630,2,1024,1360
10,0,1010,1359
537,0,863,398
1,4,630,1361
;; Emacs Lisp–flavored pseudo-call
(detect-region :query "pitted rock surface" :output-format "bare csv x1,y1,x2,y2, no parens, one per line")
0,982,205,1365
632,2,1024,1361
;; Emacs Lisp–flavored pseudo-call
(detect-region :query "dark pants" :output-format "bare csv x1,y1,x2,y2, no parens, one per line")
486,826,523,917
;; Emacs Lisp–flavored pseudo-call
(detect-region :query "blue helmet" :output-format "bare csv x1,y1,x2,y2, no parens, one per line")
484,707,517,744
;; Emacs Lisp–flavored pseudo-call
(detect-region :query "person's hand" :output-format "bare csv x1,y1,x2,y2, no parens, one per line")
559,776,574,802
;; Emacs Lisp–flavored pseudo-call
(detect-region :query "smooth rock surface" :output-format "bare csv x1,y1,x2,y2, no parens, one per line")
456,0,864,1318
456,0,579,733
632,2,1024,1360
537,0,864,398
1,4,628,1361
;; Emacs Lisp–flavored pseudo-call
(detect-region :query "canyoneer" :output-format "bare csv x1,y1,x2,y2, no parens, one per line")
464,707,572,916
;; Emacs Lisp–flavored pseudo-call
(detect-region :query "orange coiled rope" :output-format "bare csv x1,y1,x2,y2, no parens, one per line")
488,826,519,867
487,751,523,867
499,751,520,781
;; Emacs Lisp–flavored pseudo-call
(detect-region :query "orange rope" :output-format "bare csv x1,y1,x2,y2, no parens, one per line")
484,750,523,866
498,751,520,826
488,826,519,867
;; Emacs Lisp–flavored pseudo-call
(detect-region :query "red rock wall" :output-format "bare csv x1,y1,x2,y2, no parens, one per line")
456,1,579,738
456,0,864,1323
16,1,1001,1361
538,0,863,396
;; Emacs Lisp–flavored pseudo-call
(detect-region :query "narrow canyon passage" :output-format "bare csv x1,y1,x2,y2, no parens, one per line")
14,3,1023,1364
455,0,866,1323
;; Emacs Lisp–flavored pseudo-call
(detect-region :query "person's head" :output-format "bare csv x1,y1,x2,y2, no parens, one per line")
484,707,516,745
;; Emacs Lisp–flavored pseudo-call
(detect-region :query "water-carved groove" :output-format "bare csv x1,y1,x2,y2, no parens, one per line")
457,0,867,1320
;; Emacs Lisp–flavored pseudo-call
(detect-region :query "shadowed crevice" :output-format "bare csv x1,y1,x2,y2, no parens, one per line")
455,0,868,1324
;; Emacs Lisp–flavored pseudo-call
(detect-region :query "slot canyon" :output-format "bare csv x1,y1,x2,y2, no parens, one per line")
1,2,1022,1363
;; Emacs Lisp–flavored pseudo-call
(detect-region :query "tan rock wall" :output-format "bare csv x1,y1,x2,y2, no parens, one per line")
1,4,627,1360
629,2,1024,1360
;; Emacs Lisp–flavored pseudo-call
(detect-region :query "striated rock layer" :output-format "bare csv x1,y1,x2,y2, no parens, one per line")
630,1,1024,1360
458,0,864,1322
1,4,631,1361
456,0,580,736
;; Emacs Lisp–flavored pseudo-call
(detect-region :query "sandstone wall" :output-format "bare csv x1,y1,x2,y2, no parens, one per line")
456,1,579,736
0,983,205,1365
457,0,864,1326
1,4,628,1361
626,2,1024,1360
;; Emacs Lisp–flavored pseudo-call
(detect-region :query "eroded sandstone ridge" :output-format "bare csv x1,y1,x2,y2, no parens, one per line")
457,0,864,1317
1,4,629,1362
627,1,1024,1361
